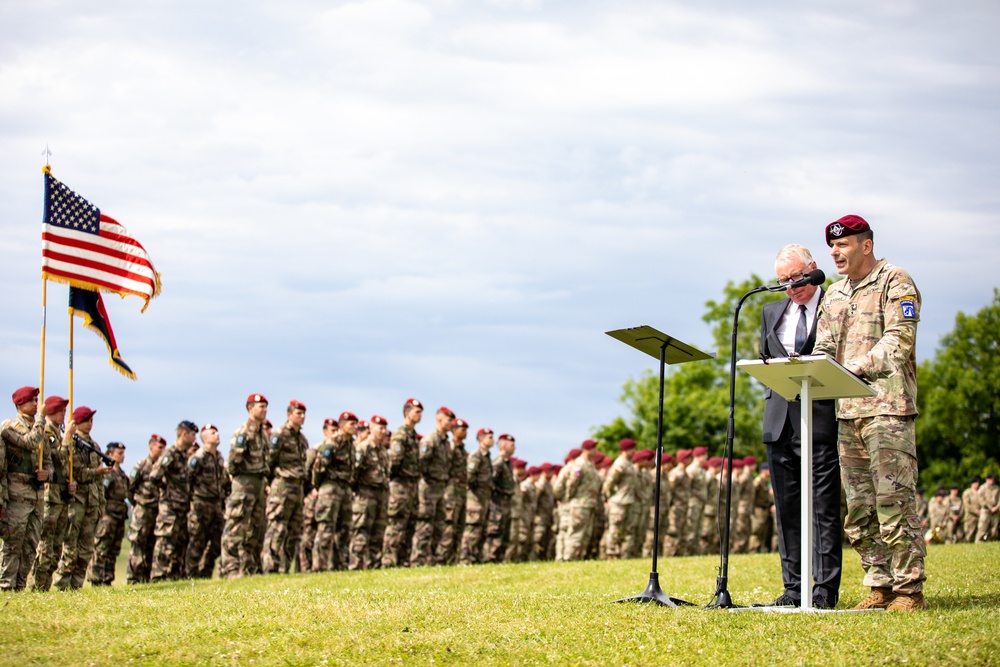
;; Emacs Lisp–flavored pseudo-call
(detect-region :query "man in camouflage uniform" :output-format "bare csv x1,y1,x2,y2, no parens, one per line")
813,214,926,611
977,473,999,542
603,438,638,560
29,397,74,591
945,486,964,544
150,420,196,581
732,456,757,554
126,434,166,584
749,462,774,553
663,449,692,557
630,449,653,558
299,420,332,572
312,411,357,571
0,388,52,591
262,400,309,574
683,446,709,556
503,457,525,563
533,462,556,561
382,399,423,568
962,477,982,544
511,459,535,562
554,440,601,561
438,417,469,566
185,424,229,578
349,415,390,570
88,442,129,586
483,434,517,563
645,452,673,558
587,453,609,560
699,456,723,556
220,394,270,578
459,427,494,564
411,406,454,566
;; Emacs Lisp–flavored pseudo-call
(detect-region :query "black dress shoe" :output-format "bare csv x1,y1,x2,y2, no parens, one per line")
812,592,837,609
770,593,800,607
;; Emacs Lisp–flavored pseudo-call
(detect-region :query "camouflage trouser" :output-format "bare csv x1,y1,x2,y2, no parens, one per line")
88,505,128,586
483,496,512,564
643,498,669,558
533,516,554,561
977,509,999,542
748,507,772,553
185,497,225,579
262,478,304,575
515,511,535,562
299,491,318,573
560,502,594,561
604,501,634,559
699,511,719,556
683,499,705,556
411,478,447,567
126,503,158,584
55,490,103,590
0,487,45,591
220,474,266,578
963,513,979,544
313,481,351,572
662,499,688,557
554,503,569,561
349,485,388,570
586,502,604,560
150,502,189,582
732,503,752,554
30,499,70,591
382,478,417,568
630,500,648,559
839,415,925,595
437,483,466,566
459,490,490,564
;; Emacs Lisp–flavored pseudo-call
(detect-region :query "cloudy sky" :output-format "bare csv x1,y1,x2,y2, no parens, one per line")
2,0,998,469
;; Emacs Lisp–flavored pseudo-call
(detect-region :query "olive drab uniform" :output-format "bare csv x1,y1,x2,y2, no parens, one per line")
55,431,106,590
185,448,229,578
533,475,555,561
700,468,720,556
349,435,389,570
554,456,601,561
29,421,72,591
684,459,708,556
602,455,638,560
483,455,515,563
0,414,52,591
977,481,1000,542
749,473,774,553
631,465,652,559
150,441,190,582
312,430,354,572
126,455,160,583
263,420,309,574
503,474,523,563
411,429,451,566
220,420,269,578
459,447,493,564
813,258,926,595
382,425,420,568
663,462,690,558
298,446,319,572
515,476,537,562
962,485,982,544
88,462,129,586
438,439,468,566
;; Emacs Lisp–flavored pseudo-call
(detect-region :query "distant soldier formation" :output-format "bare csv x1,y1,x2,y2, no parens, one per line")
3,386,996,590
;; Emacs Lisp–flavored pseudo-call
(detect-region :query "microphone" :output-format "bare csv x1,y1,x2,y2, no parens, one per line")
767,269,825,292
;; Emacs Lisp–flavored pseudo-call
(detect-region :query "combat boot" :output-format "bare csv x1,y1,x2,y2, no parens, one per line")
852,586,896,610
885,592,927,612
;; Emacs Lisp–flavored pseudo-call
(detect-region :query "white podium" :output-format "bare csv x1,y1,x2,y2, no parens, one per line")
737,354,875,612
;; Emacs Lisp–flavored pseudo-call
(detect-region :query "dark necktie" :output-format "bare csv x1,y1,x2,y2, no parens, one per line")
794,304,808,353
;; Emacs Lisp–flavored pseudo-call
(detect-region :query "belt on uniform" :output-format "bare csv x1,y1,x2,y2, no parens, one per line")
8,472,37,483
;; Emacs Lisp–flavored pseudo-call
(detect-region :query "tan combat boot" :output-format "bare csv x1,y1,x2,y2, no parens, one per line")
852,586,896,610
886,592,927,612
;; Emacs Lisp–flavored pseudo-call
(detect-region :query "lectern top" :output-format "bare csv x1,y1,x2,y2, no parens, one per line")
606,325,715,365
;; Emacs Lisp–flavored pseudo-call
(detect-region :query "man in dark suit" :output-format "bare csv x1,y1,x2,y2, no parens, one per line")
759,244,842,609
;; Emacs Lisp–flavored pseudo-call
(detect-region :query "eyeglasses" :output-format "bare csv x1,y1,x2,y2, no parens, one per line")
775,271,808,286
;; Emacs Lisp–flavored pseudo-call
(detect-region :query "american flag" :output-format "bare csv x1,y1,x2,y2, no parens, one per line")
41,169,161,311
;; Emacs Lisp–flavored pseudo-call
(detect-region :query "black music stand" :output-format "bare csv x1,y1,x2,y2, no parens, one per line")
606,326,715,607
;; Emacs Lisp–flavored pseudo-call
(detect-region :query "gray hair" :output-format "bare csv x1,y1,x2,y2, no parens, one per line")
774,244,814,270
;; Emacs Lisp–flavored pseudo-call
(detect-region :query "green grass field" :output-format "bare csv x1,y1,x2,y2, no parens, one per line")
2,543,998,666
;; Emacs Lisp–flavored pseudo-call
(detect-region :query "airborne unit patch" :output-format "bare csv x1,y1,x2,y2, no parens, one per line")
900,297,916,319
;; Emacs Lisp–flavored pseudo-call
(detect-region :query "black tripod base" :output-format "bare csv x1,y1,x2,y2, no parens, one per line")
612,572,693,608
705,578,741,609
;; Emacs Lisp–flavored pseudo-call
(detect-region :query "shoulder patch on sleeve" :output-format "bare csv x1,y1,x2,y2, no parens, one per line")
188,457,199,469
899,297,916,319
235,434,246,449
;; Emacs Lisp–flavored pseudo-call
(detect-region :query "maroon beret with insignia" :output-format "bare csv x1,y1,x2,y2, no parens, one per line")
477,427,493,437
453,418,469,428
437,406,455,418
339,411,358,423
498,433,515,442
825,214,870,246
246,393,268,405
676,449,693,463
12,386,39,406
44,395,69,414
289,399,306,411
565,448,581,463
404,398,423,409
150,433,167,445
72,406,96,423
371,415,388,426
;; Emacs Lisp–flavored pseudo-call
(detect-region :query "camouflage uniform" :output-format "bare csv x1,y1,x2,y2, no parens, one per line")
150,441,190,582
514,475,537,562
0,414,52,591
602,454,638,559
683,460,707,555
699,468,720,556
459,447,493,564
55,431,106,590
945,493,963,544
644,464,672,558
814,258,925,595
185,448,229,578
126,454,160,583
977,481,1000,542
263,420,308,574
631,465,652,558
349,435,389,570
382,425,420,568
29,421,72,591
748,473,774,553
411,430,451,566
483,455,516,563
663,463,690,557
312,430,354,571
298,446,319,572
503,473,523,563
220,421,269,578
732,467,755,554
533,475,555,561
962,485,982,544
553,456,601,561
438,439,468,565
88,463,129,586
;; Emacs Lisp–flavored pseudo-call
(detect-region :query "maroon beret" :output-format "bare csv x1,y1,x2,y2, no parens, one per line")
540,462,554,472
527,466,541,476
692,446,709,457
44,395,68,414
512,458,526,469
201,423,218,433
288,399,306,411
600,457,613,469
72,406,96,423
150,434,167,445
637,449,654,462
580,439,597,450
743,456,758,467
437,406,455,418
618,438,637,452
733,459,745,469
339,411,358,423
676,449,693,463
708,456,724,468
246,393,268,405
553,465,562,474
477,427,493,437
592,452,606,464
661,453,676,464
323,418,338,428
498,433,515,442
12,386,39,406
371,415,388,426
565,448,581,463
404,398,423,409
826,214,870,246
453,418,469,429
357,420,369,430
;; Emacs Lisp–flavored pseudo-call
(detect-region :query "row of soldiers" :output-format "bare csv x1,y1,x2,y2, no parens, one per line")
922,475,1000,545
1,387,782,590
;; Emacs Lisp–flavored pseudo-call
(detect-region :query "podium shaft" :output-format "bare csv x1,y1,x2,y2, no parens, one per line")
800,378,814,611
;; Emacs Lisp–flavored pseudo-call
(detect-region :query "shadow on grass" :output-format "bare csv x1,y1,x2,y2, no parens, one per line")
928,592,1000,611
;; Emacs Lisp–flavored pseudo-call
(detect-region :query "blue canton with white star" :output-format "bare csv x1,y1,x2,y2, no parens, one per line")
44,173,100,234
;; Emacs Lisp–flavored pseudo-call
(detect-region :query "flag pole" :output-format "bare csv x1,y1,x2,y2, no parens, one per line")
39,277,47,471
68,300,74,486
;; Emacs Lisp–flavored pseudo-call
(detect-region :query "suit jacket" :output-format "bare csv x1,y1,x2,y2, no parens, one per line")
760,290,838,445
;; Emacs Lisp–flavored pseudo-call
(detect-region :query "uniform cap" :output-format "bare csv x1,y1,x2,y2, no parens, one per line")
600,457,613,469
288,399,307,411
201,423,218,433
565,448,581,463
371,415,388,426
511,458,526,469
580,439,597,450
437,406,456,418
498,433,515,442
592,452,606,464
339,411,358,423
323,418,338,428
826,214,871,246
477,427,494,437
43,395,68,414
661,453,676,464
453,418,469,429
708,456,724,468
553,465,562,474
357,420,369,430
150,434,167,445
692,446,709,457
618,438,637,452
178,420,198,432
404,398,423,409
106,441,125,452
676,449,693,463
732,459,745,469
527,466,541,476
540,462,554,472
246,393,268,405
743,456,758,467
636,449,654,462
71,406,96,423
760,462,770,471
12,386,39,406
265,420,273,429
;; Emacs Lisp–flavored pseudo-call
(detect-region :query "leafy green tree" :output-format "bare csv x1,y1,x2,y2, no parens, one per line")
917,288,1000,488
